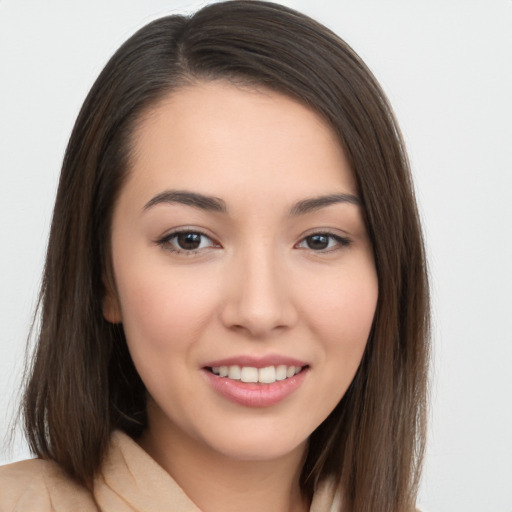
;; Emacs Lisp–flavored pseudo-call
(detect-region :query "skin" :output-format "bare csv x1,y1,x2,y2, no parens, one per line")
104,81,378,512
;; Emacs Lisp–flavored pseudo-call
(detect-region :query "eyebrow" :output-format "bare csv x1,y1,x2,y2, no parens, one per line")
143,190,227,213
289,193,361,216
142,190,360,216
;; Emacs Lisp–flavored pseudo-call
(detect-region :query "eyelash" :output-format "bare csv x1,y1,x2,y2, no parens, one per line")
156,229,352,255
156,229,219,255
295,231,352,252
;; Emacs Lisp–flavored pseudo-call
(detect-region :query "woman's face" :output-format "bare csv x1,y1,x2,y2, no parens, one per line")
105,81,378,463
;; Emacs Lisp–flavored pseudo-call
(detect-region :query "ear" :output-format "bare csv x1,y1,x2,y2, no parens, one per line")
102,278,122,324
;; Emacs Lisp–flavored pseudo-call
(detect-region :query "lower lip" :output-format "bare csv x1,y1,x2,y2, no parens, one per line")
202,368,308,407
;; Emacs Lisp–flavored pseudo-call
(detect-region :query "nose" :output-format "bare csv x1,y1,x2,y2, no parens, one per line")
219,246,298,338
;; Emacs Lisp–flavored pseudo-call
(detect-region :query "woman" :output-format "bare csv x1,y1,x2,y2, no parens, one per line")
0,1,429,511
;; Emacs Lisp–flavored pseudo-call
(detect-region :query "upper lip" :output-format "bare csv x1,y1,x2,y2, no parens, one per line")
203,354,308,369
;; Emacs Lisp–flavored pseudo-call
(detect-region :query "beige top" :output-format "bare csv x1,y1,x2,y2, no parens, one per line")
0,431,340,512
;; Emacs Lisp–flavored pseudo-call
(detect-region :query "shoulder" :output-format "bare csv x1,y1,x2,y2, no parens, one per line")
310,478,342,512
0,458,97,512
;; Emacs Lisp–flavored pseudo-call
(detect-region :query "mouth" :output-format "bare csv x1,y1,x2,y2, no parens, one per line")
206,364,308,384
201,356,309,407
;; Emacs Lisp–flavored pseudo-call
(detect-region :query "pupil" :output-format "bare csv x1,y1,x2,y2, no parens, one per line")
178,232,201,250
307,234,328,250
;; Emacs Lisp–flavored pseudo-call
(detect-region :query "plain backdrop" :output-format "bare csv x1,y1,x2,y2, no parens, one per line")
1,1,511,511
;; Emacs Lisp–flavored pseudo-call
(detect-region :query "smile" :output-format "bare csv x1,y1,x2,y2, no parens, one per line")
209,365,304,384
202,359,309,407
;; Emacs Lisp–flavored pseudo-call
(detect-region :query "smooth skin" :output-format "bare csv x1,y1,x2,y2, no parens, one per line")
104,81,378,512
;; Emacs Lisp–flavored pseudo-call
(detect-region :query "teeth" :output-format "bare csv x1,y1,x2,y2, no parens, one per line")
212,366,229,377
241,367,258,383
258,366,276,384
228,365,241,380
276,365,287,381
211,364,303,384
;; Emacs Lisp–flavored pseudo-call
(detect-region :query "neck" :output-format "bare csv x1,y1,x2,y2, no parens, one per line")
138,416,309,512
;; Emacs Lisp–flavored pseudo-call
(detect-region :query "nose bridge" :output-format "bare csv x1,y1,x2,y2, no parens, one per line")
222,240,295,336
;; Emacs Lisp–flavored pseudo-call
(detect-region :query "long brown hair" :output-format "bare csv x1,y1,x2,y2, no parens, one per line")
22,2,430,511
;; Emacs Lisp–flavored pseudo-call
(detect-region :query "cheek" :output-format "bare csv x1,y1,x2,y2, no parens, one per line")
304,260,378,367
114,265,220,365
314,270,376,324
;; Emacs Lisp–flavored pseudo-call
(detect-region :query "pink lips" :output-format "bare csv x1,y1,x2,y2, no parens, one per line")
201,355,309,408
204,355,307,369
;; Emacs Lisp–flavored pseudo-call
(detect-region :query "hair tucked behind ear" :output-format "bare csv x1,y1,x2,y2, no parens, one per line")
22,2,429,510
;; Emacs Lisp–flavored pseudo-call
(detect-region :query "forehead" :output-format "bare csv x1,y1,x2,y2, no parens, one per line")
124,80,357,205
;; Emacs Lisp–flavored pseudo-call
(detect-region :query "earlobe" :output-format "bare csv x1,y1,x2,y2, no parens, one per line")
102,280,122,324
103,294,122,324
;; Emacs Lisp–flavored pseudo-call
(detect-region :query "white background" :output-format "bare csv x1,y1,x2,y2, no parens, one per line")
1,1,511,511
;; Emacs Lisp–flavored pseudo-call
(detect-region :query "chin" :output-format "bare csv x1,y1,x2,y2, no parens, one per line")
196,423,309,463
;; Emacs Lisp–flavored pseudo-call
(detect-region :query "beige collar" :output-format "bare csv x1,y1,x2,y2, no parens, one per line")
94,431,340,512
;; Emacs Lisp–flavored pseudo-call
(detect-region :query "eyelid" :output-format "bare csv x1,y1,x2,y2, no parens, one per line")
295,229,352,252
154,226,351,255
155,227,221,254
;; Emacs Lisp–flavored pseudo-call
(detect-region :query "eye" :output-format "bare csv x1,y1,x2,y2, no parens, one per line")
296,232,351,252
157,230,218,253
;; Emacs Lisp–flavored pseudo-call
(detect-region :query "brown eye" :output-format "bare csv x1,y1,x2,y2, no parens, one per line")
305,234,329,250
176,232,203,250
296,232,351,252
158,230,218,253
